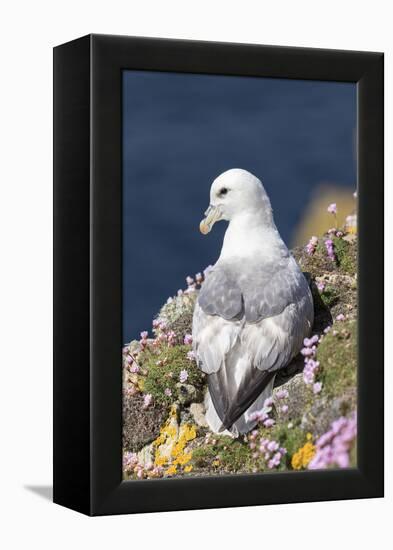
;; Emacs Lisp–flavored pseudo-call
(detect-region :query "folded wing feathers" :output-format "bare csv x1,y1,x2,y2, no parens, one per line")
192,258,313,428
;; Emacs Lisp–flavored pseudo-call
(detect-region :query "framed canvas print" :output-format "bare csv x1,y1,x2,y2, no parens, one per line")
53,34,384,516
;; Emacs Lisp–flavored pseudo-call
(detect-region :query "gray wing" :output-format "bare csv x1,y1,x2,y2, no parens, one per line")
192,301,242,374
199,297,313,430
193,257,314,429
239,255,313,323
198,267,243,320
198,256,310,324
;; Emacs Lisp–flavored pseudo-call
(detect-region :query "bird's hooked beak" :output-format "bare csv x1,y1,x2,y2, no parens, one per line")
199,204,222,234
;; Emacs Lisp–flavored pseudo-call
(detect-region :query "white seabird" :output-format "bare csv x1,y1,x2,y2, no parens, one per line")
192,168,314,436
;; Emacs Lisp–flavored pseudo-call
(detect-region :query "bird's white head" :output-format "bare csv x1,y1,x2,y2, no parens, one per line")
199,168,273,234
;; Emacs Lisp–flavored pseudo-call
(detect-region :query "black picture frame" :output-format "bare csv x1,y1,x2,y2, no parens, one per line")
53,34,384,516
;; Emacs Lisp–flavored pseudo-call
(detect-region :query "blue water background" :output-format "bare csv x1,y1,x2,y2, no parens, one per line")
123,71,356,342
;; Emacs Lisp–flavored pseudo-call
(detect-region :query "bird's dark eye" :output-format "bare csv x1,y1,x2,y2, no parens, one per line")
218,187,228,197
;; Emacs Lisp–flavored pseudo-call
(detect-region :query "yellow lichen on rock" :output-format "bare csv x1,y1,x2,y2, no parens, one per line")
153,404,197,476
165,464,178,476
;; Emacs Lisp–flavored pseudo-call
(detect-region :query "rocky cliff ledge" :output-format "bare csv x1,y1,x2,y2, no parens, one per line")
122,229,357,479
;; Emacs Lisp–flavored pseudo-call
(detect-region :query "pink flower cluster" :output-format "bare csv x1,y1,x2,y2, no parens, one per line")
301,335,322,393
143,393,152,409
139,330,149,350
123,451,138,473
327,227,343,238
316,281,325,293
249,397,276,428
122,344,143,394
248,432,287,469
182,269,209,294
152,319,178,346
306,236,318,256
327,203,337,215
183,333,193,345
325,238,335,261
275,388,289,414
179,369,188,383
123,452,163,479
308,413,357,470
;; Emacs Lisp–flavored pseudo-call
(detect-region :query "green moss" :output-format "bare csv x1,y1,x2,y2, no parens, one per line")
333,237,357,275
191,443,218,468
191,423,311,473
317,319,357,398
192,436,253,472
219,439,254,471
320,285,340,308
270,424,306,460
192,434,265,473
139,344,205,407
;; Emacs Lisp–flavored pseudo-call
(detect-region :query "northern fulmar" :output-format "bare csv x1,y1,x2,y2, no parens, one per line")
192,168,314,436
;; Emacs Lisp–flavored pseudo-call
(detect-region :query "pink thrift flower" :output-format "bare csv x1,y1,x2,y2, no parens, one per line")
263,397,274,408
143,393,152,409
275,389,289,400
313,382,322,394
130,363,140,374
267,440,279,452
305,236,318,256
317,281,325,293
183,333,193,345
308,413,356,470
263,418,275,428
281,404,289,414
164,388,172,397
186,350,196,362
140,331,148,340
336,313,345,321
179,369,188,383
327,203,337,215
325,238,336,261
304,335,319,347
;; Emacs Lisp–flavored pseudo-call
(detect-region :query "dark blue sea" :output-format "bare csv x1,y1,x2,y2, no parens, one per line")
123,71,356,342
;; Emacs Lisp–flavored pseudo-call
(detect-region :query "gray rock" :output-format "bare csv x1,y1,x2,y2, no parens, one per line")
273,373,310,422
175,383,201,406
123,393,167,452
137,442,154,468
189,402,208,428
301,389,356,437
